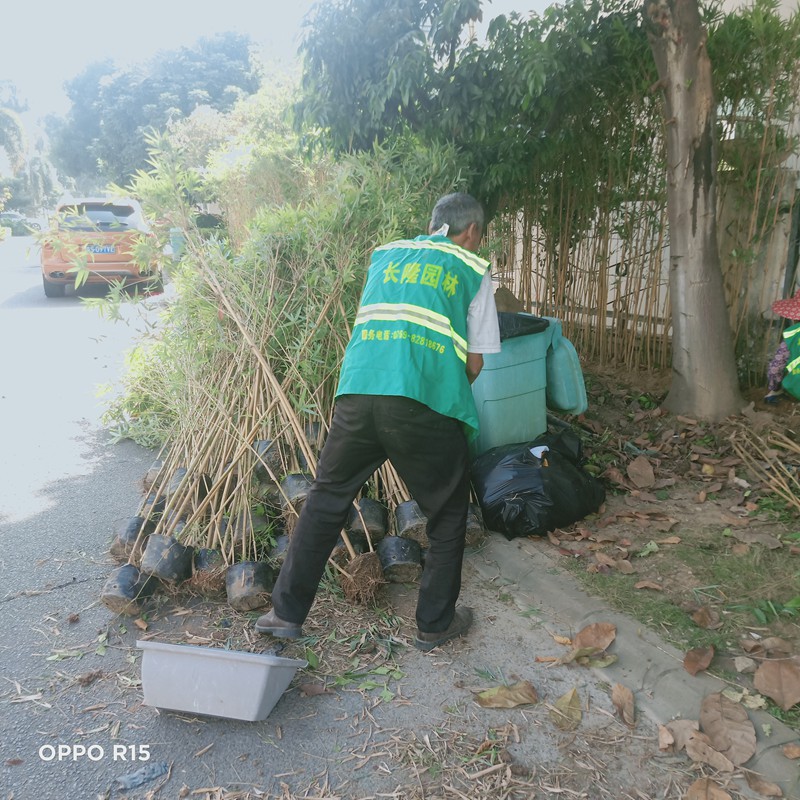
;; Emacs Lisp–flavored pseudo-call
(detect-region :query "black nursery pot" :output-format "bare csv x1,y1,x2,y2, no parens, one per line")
109,516,154,563
226,562,275,612
347,498,388,542
269,534,291,564
194,548,224,572
394,499,428,546
279,473,313,509
376,536,422,583
139,534,194,584
100,564,157,616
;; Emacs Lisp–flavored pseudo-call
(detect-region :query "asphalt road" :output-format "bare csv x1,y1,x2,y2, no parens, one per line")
0,236,157,797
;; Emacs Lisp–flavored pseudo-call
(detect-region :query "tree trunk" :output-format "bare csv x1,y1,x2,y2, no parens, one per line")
645,0,744,420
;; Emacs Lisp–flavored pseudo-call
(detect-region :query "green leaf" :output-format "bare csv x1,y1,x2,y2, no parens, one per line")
637,541,659,558
305,648,319,669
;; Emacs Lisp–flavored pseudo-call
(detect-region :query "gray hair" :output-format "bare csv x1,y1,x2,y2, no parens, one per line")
430,192,484,237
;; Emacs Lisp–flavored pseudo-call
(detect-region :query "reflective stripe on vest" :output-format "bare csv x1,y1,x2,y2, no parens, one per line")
355,302,468,362
374,239,488,278
783,325,800,373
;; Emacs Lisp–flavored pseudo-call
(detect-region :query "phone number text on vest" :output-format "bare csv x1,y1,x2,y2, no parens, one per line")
361,328,445,355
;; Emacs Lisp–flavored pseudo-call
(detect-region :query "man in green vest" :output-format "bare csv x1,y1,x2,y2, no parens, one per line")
255,192,500,651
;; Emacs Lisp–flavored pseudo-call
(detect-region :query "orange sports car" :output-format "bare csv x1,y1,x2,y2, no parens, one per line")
41,198,160,298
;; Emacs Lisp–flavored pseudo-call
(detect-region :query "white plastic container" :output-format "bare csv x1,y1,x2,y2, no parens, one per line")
137,640,306,721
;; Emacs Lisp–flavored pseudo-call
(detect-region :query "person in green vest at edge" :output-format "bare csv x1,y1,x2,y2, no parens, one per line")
255,192,501,651
764,288,800,404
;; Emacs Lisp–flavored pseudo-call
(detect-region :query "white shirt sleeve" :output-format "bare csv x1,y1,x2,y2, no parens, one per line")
467,270,501,354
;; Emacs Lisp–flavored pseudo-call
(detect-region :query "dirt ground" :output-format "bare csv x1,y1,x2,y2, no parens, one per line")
549,366,800,725
11,366,797,800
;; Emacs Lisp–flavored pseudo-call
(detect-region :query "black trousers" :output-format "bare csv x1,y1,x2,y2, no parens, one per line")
270,394,470,633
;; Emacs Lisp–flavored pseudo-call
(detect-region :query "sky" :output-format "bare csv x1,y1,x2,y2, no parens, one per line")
1,0,551,125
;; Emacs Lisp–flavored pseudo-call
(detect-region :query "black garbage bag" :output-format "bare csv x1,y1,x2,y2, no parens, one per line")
471,430,605,539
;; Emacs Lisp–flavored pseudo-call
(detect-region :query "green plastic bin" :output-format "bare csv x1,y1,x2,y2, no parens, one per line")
471,314,553,456
471,313,588,457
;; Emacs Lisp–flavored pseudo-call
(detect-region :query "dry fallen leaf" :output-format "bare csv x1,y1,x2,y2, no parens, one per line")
657,536,681,545
783,743,800,759
657,724,675,751
691,606,723,630
753,658,800,711
611,683,635,727
744,770,783,797
731,530,783,550
685,731,735,772
665,719,700,752
474,681,539,709
552,634,572,646
627,455,655,489
299,683,331,697
759,637,793,654
615,559,635,574
133,618,148,631
634,580,663,591
699,692,757,766
573,622,617,652
549,687,582,731
685,777,732,800
684,646,715,677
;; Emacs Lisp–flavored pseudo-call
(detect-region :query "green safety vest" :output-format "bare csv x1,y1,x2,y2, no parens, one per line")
782,322,800,400
336,234,489,438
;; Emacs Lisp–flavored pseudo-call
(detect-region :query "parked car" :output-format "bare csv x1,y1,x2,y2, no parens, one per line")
40,198,160,298
0,211,41,236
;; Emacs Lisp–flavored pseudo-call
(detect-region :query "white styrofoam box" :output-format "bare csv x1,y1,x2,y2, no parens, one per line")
138,640,306,721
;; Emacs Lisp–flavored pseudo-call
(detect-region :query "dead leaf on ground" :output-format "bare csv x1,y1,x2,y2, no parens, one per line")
594,551,617,568
77,670,104,687
685,731,735,772
627,455,656,488
551,633,572,646
783,743,800,759
731,530,783,550
753,657,800,711
573,622,617,652
611,683,635,727
549,687,582,730
634,580,663,591
684,646,715,676
700,692,757,766
666,719,699,752
474,681,539,709
691,606,723,630
133,618,148,631
658,724,674,751
743,769,783,797
759,637,793,654
657,535,681,545
685,777,732,800
602,466,630,488
299,683,331,697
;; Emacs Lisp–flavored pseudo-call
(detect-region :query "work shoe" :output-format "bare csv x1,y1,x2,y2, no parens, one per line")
414,607,473,652
254,608,303,639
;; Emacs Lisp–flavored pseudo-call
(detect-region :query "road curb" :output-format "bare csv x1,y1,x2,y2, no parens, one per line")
469,535,800,799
